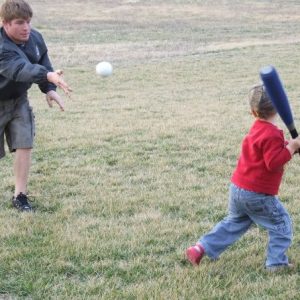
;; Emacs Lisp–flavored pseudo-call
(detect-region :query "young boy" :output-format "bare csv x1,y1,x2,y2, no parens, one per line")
186,84,300,271
0,0,72,211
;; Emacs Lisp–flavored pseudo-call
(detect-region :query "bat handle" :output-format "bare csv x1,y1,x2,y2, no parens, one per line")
290,129,298,139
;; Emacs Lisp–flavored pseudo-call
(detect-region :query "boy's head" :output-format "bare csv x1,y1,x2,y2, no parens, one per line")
0,0,32,22
248,84,277,120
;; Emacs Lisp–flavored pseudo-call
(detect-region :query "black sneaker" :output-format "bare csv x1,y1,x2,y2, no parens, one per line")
12,193,33,212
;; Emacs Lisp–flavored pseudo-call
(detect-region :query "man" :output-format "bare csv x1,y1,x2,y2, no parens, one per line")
0,0,72,211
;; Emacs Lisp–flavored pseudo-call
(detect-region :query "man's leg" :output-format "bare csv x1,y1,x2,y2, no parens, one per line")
12,148,33,211
14,148,32,196
1,97,34,211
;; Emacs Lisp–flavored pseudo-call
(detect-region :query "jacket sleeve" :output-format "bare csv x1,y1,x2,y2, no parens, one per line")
262,135,292,171
0,48,49,84
37,50,56,94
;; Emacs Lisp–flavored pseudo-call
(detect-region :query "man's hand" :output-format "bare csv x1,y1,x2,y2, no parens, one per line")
47,70,72,96
46,90,65,111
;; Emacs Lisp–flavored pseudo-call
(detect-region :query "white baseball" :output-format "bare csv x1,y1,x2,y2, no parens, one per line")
96,61,113,77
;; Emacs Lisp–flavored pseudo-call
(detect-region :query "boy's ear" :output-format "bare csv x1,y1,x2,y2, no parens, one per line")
251,109,259,118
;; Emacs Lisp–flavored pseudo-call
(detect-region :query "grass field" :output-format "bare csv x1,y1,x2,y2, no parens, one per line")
1,0,300,299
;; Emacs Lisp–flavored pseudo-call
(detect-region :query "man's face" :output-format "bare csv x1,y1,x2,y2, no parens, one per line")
3,18,31,44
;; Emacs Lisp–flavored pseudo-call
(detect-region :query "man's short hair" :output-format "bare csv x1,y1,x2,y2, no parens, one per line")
0,0,32,22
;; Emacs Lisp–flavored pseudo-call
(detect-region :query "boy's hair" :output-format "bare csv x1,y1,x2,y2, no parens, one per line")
248,84,276,119
0,0,32,22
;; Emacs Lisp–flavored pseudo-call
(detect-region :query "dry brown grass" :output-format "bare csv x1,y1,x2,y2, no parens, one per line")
1,0,300,299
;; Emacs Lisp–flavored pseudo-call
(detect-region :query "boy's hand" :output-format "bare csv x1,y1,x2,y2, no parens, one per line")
286,137,300,155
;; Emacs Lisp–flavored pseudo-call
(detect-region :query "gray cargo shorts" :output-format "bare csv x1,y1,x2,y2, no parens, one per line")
0,96,35,159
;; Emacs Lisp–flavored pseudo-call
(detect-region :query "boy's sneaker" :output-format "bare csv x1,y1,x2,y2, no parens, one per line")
12,193,33,212
266,263,294,272
186,243,205,265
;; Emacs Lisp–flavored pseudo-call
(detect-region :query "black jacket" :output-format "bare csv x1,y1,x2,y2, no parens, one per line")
0,27,56,101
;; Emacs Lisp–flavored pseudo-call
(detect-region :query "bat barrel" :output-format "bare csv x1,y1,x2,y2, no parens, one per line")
260,65,296,134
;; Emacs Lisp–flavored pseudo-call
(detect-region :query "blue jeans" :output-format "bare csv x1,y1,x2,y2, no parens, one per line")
199,184,292,267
